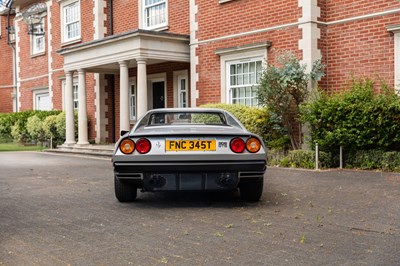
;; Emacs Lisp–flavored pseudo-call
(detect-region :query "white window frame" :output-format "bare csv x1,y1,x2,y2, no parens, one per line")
173,70,188,108
60,0,81,44
226,58,263,106
62,78,78,110
33,89,50,111
216,45,267,105
129,79,137,121
31,22,45,55
177,76,188,108
140,0,168,30
73,82,78,109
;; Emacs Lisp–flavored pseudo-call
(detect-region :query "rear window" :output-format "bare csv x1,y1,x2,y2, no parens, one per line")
148,112,227,126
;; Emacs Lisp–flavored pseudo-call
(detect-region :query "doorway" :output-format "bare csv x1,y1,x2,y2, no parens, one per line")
152,81,165,109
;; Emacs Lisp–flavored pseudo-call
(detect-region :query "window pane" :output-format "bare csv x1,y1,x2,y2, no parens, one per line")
256,61,262,83
250,62,256,83
64,1,80,41
130,84,136,119
178,77,187,108
227,59,262,107
145,0,166,28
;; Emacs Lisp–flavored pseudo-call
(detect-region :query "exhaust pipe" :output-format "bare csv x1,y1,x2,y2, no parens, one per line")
148,174,166,188
217,173,236,188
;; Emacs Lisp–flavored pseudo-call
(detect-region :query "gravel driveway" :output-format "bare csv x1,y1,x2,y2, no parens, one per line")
0,151,399,265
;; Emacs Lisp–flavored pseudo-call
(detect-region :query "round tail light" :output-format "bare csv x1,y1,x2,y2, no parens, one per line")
246,137,261,153
230,137,245,153
120,139,135,154
136,138,151,154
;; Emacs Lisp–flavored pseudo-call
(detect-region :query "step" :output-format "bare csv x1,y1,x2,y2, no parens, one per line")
45,144,115,157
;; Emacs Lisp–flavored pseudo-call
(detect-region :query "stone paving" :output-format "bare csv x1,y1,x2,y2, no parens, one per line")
0,151,399,265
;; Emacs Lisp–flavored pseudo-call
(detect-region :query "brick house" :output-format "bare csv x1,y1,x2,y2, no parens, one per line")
1,0,400,145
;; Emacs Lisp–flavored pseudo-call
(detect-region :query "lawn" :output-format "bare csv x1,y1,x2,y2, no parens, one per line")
0,143,45,152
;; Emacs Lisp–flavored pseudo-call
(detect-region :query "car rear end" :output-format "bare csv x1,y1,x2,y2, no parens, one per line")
112,109,267,202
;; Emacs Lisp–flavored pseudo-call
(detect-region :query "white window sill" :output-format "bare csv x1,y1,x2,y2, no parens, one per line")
61,38,81,47
143,25,169,32
31,51,46,58
219,0,234,4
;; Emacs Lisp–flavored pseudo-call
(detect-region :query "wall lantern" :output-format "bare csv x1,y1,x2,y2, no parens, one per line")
21,3,46,36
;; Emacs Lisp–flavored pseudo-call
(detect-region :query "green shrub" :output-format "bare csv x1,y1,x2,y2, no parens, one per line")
43,115,59,147
343,149,385,170
342,149,400,171
0,110,61,143
200,103,289,148
55,112,66,140
301,78,400,151
10,124,24,144
382,152,400,172
268,149,331,169
27,115,45,142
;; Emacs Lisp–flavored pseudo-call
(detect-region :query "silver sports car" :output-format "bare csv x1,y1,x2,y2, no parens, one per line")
112,108,266,202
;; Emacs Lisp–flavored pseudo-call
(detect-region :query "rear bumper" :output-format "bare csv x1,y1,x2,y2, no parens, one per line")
114,160,266,173
113,160,266,191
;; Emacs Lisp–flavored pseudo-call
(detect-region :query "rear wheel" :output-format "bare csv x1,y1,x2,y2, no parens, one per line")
114,176,138,202
239,177,264,202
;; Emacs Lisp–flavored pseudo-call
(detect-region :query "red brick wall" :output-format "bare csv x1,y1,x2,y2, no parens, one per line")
0,15,14,113
196,0,301,41
0,88,13,113
112,0,138,34
111,0,189,35
324,0,400,22
194,0,303,106
16,20,48,80
0,15,14,87
167,0,189,34
195,30,302,106
315,1,400,92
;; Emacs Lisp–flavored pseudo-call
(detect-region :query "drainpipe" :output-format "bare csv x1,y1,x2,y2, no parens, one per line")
109,0,113,35
6,0,18,112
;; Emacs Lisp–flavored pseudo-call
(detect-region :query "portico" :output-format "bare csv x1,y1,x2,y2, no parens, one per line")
58,30,190,145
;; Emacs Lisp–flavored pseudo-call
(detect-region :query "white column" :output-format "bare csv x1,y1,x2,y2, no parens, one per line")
136,58,148,118
119,61,130,132
77,69,89,145
64,71,76,146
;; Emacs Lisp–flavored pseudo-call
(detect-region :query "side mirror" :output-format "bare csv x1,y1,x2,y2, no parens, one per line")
120,130,129,136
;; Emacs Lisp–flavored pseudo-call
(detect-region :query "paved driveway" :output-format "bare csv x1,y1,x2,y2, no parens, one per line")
0,152,399,265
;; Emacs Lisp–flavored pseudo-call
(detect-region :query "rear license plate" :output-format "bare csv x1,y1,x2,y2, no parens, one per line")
166,139,216,151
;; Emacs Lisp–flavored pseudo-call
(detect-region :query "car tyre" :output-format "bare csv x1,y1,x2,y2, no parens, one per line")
239,177,263,202
114,176,138,202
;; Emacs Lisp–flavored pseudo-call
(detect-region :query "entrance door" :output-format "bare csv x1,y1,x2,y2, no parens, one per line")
152,81,165,109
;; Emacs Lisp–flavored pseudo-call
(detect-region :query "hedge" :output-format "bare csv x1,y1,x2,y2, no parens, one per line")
268,149,331,169
0,110,61,143
200,103,289,148
0,111,78,147
300,79,400,151
268,148,400,172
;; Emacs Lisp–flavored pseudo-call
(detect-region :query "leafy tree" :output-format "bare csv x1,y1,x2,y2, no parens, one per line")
258,51,324,149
